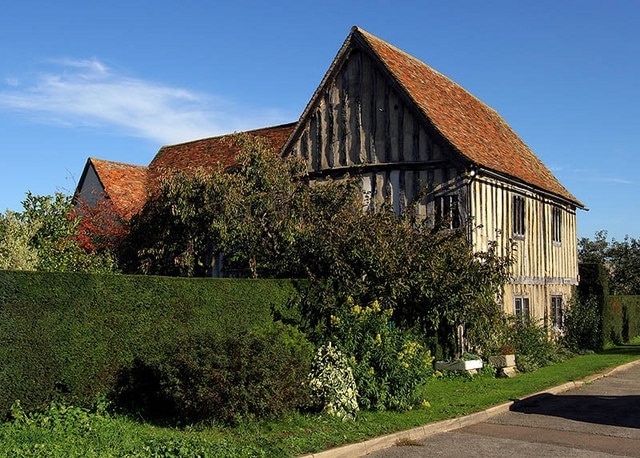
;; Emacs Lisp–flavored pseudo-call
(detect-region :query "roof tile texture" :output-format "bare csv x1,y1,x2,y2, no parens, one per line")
356,27,582,206
89,158,148,219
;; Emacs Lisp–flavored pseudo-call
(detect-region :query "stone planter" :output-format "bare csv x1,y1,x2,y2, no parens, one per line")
435,359,483,372
488,354,518,378
488,354,516,369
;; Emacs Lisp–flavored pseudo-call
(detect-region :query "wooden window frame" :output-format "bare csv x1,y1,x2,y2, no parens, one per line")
512,195,525,238
435,195,460,230
514,297,530,323
552,206,562,245
551,295,564,329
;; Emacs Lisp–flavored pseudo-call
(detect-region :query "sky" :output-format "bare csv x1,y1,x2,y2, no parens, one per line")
0,1,638,241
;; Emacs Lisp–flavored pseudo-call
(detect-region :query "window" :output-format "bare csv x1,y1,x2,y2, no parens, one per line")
435,195,460,229
551,296,564,329
552,206,562,244
512,196,525,237
514,297,530,322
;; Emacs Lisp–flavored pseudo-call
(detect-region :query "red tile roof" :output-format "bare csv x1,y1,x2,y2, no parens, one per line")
89,158,149,219
148,123,297,176
353,27,582,207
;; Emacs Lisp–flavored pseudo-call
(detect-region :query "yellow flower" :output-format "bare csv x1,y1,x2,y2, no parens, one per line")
352,304,362,315
371,300,381,312
421,400,431,408
330,315,340,325
375,333,382,346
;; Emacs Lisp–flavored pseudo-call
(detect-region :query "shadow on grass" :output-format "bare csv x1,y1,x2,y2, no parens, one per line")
599,343,640,356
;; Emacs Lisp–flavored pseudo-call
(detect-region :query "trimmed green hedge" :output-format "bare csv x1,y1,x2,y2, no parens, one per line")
0,270,301,418
577,262,611,349
610,295,640,343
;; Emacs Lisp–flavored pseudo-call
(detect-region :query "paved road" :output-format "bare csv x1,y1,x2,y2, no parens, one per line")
365,361,640,457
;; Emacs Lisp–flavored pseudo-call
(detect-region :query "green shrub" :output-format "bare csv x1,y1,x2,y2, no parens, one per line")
329,298,434,411
0,270,301,418
113,323,313,426
564,296,603,351
505,318,562,372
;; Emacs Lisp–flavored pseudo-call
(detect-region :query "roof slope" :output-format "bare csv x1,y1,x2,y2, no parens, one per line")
351,27,582,207
88,158,149,219
149,123,297,175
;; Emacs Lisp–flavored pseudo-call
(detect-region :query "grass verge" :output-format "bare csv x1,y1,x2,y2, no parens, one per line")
1,342,639,457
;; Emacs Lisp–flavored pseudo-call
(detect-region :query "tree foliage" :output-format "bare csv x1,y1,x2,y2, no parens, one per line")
124,135,512,357
0,192,117,273
579,230,640,295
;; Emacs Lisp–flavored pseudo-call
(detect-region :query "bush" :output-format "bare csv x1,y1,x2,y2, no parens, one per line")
504,318,564,372
564,296,603,351
0,270,300,419
113,323,313,426
329,298,434,411
307,343,359,420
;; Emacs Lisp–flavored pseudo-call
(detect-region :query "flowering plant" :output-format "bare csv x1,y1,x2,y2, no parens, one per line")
307,343,359,420
330,297,434,411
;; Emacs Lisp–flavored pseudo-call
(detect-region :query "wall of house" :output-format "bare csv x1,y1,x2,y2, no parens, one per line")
286,47,579,325
287,49,468,218
469,174,579,323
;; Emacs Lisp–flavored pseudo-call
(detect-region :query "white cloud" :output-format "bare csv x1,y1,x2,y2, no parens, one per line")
0,58,286,144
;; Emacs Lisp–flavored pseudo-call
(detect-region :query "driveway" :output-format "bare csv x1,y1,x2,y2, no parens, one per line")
302,359,640,458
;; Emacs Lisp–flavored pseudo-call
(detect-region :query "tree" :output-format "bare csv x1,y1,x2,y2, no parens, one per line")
0,192,118,273
0,210,40,270
125,135,512,357
579,230,640,295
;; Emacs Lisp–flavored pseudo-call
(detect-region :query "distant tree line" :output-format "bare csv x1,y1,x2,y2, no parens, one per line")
579,230,640,295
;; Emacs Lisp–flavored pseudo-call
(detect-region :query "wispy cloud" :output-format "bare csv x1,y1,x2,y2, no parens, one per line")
0,58,286,144
561,166,633,186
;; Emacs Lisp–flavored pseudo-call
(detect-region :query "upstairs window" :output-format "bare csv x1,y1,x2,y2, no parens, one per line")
551,296,564,329
552,206,562,244
435,195,460,229
512,196,525,238
514,297,530,323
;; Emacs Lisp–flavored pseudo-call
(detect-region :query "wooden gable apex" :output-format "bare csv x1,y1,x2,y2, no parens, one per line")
282,27,463,175
283,26,583,208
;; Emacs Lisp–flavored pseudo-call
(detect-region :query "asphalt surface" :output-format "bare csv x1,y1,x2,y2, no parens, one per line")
303,359,640,458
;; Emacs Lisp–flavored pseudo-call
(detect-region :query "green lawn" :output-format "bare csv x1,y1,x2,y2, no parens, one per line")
2,342,640,457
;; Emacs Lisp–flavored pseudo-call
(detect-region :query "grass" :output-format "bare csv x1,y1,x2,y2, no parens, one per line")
1,341,640,457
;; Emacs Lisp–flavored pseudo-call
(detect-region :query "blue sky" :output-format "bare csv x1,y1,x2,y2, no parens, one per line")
0,1,638,240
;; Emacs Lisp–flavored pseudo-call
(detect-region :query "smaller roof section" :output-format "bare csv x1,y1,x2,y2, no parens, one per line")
75,158,148,220
148,123,297,176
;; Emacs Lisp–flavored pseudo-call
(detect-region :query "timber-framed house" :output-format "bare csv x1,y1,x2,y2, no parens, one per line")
75,26,584,327
282,27,584,327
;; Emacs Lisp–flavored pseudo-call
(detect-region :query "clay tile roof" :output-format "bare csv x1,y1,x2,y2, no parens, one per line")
354,27,583,208
89,158,149,219
148,123,297,176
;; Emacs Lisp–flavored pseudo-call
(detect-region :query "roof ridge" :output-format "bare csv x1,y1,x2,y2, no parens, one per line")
159,122,297,150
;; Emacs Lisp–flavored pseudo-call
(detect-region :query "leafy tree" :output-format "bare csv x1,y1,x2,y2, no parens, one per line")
0,210,40,270
579,230,640,295
0,192,117,273
125,135,512,357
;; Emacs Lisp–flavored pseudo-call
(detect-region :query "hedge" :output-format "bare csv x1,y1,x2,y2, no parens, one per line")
0,270,301,418
609,295,640,344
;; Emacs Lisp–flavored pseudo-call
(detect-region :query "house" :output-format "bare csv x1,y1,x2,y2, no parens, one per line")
75,26,583,327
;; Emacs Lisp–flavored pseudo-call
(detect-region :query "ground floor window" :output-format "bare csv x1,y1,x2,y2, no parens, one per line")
514,297,530,322
551,295,564,329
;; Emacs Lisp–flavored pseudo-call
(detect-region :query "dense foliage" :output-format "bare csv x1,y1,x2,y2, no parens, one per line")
0,192,117,272
114,323,313,426
0,270,300,419
125,135,513,359
579,230,640,295
328,298,434,411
